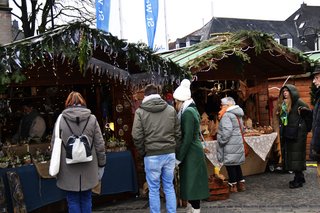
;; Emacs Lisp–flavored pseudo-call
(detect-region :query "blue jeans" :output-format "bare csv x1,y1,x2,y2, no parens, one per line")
66,190,92,213
144,153,176,213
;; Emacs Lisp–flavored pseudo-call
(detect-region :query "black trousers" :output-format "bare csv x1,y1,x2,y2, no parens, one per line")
189,200,200,209
226,165,244,183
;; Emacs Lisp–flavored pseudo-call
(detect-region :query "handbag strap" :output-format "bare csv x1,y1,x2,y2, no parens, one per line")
55,114,63,139
200,131,208,148
236,117,245,141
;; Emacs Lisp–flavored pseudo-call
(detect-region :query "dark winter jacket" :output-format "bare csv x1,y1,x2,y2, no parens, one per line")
279,84,309,171
307,88,320,161
131,96,181,157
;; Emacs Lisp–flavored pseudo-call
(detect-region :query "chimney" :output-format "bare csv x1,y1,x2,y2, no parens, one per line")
12,19,19,29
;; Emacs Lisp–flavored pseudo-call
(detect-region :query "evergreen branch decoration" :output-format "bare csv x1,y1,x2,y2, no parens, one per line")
167,30,312,75
78,28,92,75
0,22,188,87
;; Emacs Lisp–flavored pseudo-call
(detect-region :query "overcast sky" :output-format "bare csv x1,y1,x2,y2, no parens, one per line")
108,0,320,50
10,0,320,50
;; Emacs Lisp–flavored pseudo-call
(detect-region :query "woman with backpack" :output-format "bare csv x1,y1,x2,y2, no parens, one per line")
51,91,106,213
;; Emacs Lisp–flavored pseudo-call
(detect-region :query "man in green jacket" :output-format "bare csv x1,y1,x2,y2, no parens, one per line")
132,84,181,213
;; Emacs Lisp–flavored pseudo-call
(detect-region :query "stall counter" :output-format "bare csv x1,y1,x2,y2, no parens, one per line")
0,150,138,213
204,132,277,177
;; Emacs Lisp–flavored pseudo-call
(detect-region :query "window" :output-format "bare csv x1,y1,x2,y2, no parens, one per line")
299,22,305,29
293,14,300,21
287,38,293,48
280,38,287,46
314,38,320,51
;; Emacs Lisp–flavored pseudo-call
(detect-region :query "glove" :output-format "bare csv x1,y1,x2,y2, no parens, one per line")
98,167,105,180
175,159,181,167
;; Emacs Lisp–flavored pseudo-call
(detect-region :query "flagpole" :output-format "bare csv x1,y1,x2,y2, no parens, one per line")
119,0,123,39
164,0,168,50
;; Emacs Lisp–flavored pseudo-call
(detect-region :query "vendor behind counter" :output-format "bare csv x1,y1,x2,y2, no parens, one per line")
12,101,46,144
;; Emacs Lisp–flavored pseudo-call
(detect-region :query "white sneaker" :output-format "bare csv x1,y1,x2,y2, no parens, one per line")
192,208,201,213
186,203,192,213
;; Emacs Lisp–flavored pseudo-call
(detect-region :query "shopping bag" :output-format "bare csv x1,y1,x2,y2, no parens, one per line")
49,114,63,177
49,137,62,176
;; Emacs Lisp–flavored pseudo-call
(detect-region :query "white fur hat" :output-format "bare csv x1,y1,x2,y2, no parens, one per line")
173,79,191,101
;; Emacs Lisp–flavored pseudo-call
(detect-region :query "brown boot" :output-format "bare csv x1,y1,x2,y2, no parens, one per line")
229,183,238,193
237,181,246,192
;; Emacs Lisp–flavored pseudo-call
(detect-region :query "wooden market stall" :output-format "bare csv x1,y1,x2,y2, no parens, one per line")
0,22,187,213
159,31,312,177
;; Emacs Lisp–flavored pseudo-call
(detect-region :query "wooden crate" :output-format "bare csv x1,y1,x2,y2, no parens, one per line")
207,176,229,201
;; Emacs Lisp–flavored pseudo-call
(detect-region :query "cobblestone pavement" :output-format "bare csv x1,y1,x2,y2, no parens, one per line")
93,164,320,213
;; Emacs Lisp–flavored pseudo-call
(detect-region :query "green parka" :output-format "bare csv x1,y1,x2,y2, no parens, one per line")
176,104,210,200
279,84,309,172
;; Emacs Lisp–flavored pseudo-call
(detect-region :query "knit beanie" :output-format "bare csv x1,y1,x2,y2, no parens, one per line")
173,79,191,101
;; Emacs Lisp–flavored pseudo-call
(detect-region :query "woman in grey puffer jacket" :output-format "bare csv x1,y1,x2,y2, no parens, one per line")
51,91,106,213
217,97,246,193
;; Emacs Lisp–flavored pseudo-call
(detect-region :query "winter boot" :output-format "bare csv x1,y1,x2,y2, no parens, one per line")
229,182,238,193
289,172,305,188
289,179,303,188
237,180,246,192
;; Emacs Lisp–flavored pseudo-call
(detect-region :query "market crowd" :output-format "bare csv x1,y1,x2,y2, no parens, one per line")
131,68,320,213
132,79,247,213
48,70,320,213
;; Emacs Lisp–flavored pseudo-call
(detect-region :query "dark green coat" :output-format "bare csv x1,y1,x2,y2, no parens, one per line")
176,104,210,200
279,84,309,172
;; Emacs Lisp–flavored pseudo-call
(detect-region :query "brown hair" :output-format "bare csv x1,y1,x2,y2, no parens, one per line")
65,91,87,108
144,84,159,96
277,87,292,114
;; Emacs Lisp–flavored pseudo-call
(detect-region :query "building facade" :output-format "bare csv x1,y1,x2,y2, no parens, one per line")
0,0,12,45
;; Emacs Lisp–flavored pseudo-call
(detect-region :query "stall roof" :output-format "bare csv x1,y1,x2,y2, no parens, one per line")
0,22,189,87
305,51,320,62
159,31,312,80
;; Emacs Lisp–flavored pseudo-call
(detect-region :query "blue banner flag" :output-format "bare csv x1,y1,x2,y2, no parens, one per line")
96,0,111,32
145,0,158,49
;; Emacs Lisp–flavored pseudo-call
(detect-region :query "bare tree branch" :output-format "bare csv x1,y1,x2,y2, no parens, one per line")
12,0,95,38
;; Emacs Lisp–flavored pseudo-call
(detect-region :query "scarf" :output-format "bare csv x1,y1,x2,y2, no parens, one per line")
218,106,228,120
177,98,194,120
280,101,288,126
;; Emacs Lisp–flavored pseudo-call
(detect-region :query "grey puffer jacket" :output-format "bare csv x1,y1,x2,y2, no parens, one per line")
217,105,245,166
51,106,106,192
132,97,181,157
